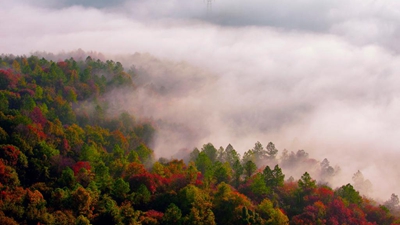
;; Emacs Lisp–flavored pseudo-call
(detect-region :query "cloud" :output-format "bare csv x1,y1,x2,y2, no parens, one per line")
2,0,400,200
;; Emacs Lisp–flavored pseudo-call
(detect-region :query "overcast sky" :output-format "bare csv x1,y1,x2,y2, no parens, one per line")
2,0,400,200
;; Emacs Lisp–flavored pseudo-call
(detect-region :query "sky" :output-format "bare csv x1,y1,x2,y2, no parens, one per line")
1,0,400,200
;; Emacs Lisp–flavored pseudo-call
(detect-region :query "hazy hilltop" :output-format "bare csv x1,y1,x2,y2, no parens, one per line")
0,53,399,224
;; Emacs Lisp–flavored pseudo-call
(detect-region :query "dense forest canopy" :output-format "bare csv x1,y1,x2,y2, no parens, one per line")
0,54,399,224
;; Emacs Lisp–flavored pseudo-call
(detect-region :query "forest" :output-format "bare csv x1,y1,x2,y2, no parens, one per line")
0,54,399,225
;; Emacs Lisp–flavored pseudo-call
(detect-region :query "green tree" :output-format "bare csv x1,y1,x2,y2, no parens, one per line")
224,144,241,166
238,206,262,225
93,161,112,192
250,173,270,202
298,172,316,190
111,178,130,201
242,149,254,164
263,165,285,189
202,143,217,163
59,167,76,188
134,184,151,206
22,96,36,111
36,141,60,158
135,143,153,163
213,161,232,184
244,160,257,179
295,172,317,211
335,183,362,205
232,159,244,187
195,152,212,175
161,203,182,225
80,144,100,163
0,92,9,112
51,188,71,211
95,195,121,225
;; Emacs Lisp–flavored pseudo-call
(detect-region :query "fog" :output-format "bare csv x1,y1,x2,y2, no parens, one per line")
2,0,400,200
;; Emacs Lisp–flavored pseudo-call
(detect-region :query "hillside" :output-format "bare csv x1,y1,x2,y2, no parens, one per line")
0,55,399,224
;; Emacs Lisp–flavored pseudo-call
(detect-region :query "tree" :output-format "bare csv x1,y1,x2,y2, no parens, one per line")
72,187,93,217
29,107,47,127
298,172,316,190
244,160,257,179
0,92,9,112
320,158,335,182
251,141,268,165
35,141,59,158
224,144,241,167
58,167,76,188
12,60,21,73
352,170,372,195
263,165,285,189
213,182,252,225
202,143,217,163
161,203,182,225
75,215,91,225
384,193,399,212
216,146,225,162
189,148,200,162
135,143,153,163
72,161,91,176
232,159,243,187
195,152,212,176
120,202,140,224
213,162,232,184
238,206,263,225
257,199,289,225
291,201,326,225
25,189,53,224
79,144,100,163
94,195,121,224
186,207,216,225
335,184,362,205
111,178,130,201
152,161,166,177
134,184,151,206
64,124,85,152
93,161,112,192
0,160,20,187
249,173,270,202
0,144,21,166
52,210,76,225
242,149,255,164
265,142,278,160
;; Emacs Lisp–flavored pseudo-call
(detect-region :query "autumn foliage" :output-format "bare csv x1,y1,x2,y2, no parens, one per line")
0,55,398,224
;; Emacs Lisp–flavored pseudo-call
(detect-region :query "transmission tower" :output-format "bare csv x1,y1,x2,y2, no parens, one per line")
205,0,214,14
203,0,215,14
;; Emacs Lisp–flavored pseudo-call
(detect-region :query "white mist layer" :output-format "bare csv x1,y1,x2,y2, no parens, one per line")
2,0,400,201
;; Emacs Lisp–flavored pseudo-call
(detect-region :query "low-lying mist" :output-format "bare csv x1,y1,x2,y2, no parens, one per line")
3,0,400,201
110,51,400,202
